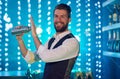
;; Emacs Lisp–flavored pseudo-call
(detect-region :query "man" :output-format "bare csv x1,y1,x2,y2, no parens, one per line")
16,3,79,79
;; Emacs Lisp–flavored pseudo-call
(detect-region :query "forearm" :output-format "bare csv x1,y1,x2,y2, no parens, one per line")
33,35,41,50
18,39,28,57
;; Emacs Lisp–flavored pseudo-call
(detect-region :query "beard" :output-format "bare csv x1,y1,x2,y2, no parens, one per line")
54,22,68,32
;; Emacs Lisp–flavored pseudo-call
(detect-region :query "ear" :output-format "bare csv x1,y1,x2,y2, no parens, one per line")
68,18,71,22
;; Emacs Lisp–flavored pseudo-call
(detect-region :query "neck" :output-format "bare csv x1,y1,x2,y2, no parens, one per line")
56,29,68,35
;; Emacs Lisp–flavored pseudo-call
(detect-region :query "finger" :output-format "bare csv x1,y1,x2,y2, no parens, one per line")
16,34,23,40
15,26,22,29
30,16,37,36
30,16,35,26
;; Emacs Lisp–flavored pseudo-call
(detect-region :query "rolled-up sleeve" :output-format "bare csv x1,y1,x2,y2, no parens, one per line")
24,51,35,64
23,41,48,64
24,50,41,64
37,38,79,63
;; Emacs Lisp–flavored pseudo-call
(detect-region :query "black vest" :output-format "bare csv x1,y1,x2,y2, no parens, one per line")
43,33,77,79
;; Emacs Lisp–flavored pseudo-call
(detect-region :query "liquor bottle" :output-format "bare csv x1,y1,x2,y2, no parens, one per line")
75,72,83,79
112,4,119,24
115,29,120,52
112,30,117,52
117,4,120,23
113,30,116,40
107,31,113,51
115,40,120,52
25,68,32,79
11,26,31,35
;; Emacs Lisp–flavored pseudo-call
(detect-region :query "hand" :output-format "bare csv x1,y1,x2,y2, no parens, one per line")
16,34,23,41
15,26,24,41
30,16,37,37
30,16,41,49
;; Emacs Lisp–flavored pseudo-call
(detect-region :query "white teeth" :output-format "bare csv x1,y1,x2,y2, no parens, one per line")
57,22,62,25
57,23,61,24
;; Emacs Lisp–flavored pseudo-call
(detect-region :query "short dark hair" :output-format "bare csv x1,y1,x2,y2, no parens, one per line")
54,3,71,18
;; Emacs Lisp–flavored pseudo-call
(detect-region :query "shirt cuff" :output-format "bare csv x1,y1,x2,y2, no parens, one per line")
24,50,35,64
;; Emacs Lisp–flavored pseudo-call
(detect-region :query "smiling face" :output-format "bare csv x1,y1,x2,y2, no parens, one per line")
54,9,71,33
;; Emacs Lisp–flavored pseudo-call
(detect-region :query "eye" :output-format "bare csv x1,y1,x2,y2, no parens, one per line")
61,15,67,19
61,15,65,18
54,15,58,18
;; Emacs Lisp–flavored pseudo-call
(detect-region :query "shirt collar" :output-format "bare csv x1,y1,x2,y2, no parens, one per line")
54,30,71,40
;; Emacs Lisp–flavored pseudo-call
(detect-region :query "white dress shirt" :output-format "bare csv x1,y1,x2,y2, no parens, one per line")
24,31,80,63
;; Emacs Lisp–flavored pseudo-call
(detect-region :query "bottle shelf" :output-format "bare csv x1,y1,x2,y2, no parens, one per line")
102,0,115,7
102,23,120,31
102,0,120,7
103,51,120,58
